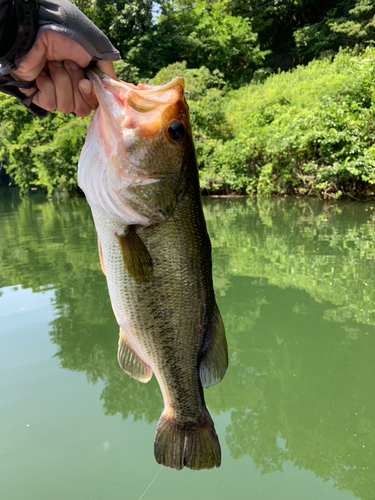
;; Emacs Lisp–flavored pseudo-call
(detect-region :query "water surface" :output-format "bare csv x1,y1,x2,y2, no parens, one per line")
0,190,374,500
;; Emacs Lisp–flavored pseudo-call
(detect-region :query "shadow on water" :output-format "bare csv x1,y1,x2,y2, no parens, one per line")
1,190,374,499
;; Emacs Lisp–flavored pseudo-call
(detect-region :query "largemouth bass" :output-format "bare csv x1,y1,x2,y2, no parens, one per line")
78,70,228,470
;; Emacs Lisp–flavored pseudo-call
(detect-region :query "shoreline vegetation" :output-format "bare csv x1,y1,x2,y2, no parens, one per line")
1,0,375,199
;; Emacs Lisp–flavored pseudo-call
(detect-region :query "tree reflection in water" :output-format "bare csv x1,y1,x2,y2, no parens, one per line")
1,190,374,499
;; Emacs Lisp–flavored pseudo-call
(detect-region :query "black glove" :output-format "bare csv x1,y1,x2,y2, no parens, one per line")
0,0,120,117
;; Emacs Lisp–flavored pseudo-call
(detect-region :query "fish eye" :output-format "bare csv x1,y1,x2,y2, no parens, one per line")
168,121,185,142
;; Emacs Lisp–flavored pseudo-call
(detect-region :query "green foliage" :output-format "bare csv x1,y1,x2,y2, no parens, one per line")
292,0,375,62
330,0,375,45
77,0,375,77
184,0,267,80
293,22,339,62
0,94,88,194
228,0,375,68
125,0,267,82
4,2,375,196
229,0,343,67
3,47,375,198
71,0,154,57
113,59,140,84
197,48,375,198
149,61,226,99
0,94,34,189
72,0,375,74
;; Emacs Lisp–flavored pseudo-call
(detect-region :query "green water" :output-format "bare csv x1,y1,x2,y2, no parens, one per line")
0,189,374,500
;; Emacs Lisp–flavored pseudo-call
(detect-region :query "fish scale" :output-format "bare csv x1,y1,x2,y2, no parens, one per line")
78,70,228,470
92,176,210,412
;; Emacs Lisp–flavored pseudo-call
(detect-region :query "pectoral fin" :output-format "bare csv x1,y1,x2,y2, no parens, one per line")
199,304,228,388
118,328,153,383
115,225,153,284
98,236,106,275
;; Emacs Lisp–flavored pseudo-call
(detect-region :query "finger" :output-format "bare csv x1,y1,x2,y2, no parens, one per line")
12,31,93,82
64,60,93,117
78,79,99,111
32,72,57,111
11,36,47,81
78,61,117,110
48,61,75,114
96,60,117,79
42,31,92,67
17,87,36,98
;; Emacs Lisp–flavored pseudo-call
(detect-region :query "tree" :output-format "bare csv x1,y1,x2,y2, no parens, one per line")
126,0,267,83
229,1,360,68
0,92,89,194
71,0,154,57
330,0,375,46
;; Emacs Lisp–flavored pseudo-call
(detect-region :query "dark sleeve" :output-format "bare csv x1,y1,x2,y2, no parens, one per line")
0,0,120,117
0,0,38,75
0,1,10,42
37,0,120,63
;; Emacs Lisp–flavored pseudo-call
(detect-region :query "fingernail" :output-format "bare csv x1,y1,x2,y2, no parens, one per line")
52,61,63,68
79,80,91,94
66,60,80,71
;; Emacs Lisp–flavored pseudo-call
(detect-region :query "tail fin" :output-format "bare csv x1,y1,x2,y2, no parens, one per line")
154,410,221,470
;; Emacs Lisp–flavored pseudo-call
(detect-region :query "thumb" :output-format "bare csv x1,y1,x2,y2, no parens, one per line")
96,60,117,79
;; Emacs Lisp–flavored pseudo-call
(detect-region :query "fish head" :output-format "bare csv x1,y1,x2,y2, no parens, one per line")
78,70,193,225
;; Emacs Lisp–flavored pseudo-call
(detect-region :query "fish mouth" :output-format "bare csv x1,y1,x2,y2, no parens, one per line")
86,68,186,132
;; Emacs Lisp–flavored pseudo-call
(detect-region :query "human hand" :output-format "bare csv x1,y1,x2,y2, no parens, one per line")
11,30,117,116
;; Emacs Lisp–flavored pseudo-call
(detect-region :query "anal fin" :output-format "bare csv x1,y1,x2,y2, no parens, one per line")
118,328,153,383
199,303,228,389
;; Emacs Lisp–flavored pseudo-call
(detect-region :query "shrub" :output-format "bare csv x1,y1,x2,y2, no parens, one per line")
198,48,375,198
